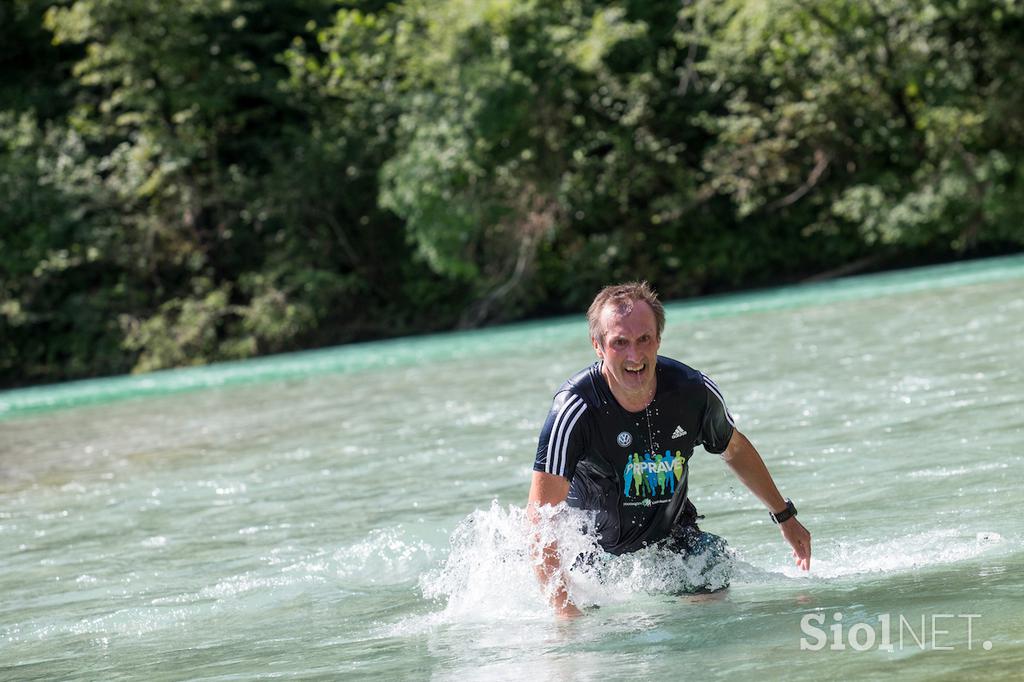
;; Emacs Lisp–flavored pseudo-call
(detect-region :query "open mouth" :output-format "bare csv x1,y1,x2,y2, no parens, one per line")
625,364,646,376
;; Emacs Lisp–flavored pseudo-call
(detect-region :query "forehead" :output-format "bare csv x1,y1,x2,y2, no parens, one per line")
599,300,657,337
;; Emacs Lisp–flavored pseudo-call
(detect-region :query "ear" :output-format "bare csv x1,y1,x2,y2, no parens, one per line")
591,335,604,359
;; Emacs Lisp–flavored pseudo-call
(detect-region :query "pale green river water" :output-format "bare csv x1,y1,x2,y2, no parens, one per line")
2,256,1023,680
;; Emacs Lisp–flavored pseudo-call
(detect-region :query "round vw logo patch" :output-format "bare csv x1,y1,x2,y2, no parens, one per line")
616,431,633,448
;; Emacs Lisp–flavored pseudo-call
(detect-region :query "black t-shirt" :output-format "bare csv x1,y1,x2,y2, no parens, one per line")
533,356,735,555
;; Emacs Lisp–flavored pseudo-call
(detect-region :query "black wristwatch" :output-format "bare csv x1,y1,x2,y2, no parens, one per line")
770,499,798,524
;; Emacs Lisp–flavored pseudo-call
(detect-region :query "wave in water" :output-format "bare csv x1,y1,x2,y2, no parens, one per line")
416,501,733,622
770,528,1006,579
411,503,1009,621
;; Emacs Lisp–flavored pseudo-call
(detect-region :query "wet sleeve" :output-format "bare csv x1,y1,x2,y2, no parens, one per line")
533,391,590,480
698,373,735,454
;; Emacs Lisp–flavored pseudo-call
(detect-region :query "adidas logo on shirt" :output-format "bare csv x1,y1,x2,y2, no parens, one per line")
671,425,687,439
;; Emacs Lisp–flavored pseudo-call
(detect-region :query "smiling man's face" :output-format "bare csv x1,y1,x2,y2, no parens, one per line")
592,299,660,411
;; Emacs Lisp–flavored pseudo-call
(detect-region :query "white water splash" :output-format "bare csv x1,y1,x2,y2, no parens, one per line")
332,526,437,585
418,501,569,621
769,528,1006,579
415,500,735,625
907,462,1009,479
413,503,1011,630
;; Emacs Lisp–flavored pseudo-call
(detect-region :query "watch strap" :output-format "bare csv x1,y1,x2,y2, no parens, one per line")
770,499,797,524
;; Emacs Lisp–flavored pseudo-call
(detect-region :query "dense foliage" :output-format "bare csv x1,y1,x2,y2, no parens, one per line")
2,0,1022,387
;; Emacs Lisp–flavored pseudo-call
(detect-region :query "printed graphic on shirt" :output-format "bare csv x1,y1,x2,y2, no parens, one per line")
621,450,688,506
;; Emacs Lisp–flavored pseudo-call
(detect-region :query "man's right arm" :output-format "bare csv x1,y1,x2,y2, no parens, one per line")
527,471,582,618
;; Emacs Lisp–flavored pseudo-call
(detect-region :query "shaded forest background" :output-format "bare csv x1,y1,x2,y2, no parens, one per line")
2,0,1022,388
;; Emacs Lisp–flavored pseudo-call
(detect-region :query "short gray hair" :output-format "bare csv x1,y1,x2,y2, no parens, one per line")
587,281,665,346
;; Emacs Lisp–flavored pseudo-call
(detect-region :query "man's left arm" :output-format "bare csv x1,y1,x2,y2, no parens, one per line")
722,429,811,571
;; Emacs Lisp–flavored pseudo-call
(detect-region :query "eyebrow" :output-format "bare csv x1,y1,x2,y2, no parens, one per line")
610,333,651,342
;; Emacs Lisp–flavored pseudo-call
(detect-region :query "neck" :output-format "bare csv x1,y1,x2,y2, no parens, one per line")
616,389,655,413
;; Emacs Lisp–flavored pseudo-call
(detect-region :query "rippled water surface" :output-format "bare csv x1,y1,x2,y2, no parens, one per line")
2,257,1023,680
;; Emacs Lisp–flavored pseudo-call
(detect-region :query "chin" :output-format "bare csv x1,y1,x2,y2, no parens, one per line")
622,370,651,386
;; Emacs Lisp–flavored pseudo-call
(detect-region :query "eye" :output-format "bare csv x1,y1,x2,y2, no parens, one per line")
612,338,627,349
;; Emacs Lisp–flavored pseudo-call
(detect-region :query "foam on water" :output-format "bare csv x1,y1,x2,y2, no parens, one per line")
906,462,1010,479
786,528,1008,579
333,526,438,586
405,503,1011,632
418,502,578,621
414,501,735,624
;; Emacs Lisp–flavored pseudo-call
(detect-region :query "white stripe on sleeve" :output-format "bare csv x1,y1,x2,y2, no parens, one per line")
545,395,587,476
557,402,588,477
701,373,735,427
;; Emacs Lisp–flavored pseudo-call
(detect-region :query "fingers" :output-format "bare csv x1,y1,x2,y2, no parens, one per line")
780,520,811,570
789,533,811,571
795,534,810,569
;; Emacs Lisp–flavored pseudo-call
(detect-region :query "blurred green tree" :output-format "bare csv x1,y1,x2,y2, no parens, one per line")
2,0,1022,387
691,0,1024,269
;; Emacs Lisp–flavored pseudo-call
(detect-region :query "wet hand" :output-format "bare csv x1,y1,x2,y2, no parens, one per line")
780,517,811,571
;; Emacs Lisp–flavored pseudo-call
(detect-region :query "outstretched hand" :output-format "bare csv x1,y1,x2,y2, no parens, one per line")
780,517,811,571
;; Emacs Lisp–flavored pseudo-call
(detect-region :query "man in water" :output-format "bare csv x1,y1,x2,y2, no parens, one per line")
528,282,811,617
